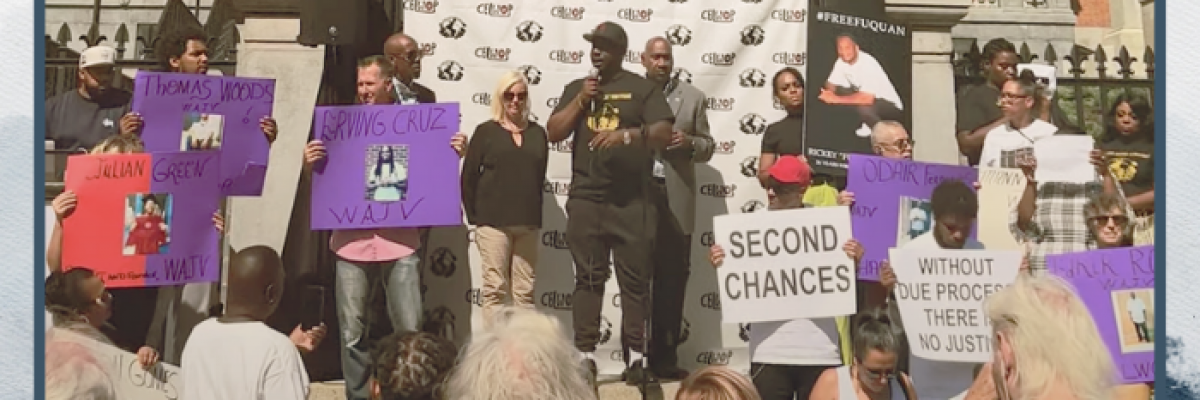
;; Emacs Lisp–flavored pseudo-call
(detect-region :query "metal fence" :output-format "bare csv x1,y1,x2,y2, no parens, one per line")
953,39,1155,138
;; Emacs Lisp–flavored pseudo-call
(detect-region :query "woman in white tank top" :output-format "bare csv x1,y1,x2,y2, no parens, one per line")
808,307,917,400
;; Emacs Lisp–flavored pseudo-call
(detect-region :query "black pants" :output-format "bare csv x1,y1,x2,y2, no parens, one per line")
648,181,691,368
751,363,837,400
855,98,904,130
566,198,657,355
1134,322,1150,342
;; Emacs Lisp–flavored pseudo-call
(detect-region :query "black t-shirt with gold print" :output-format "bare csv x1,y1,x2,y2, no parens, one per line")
553,70,674,204
1101,136,1154,197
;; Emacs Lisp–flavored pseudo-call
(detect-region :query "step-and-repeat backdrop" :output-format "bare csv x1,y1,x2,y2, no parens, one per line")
412,0,808,375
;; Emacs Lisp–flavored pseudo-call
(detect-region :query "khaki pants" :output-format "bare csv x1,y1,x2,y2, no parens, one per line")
477,225,539,328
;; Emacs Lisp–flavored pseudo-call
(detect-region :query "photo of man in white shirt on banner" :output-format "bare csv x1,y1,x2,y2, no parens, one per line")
818,34,905,138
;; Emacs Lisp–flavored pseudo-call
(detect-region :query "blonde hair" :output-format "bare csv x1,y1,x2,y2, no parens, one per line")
45,329,116,400
490,70,530,123
985,274,1115,400
89,134,144,154
445,307,595,400
676,366,761,400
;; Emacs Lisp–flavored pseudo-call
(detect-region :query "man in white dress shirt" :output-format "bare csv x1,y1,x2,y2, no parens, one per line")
1126,292,1149,342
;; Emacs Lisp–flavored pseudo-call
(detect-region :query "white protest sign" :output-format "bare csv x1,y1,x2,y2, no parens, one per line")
49,328,182,400
976,168,1025,251
1034,135,1096,184
889,248,1022,363
713,207,856,324
1017,64,1057,97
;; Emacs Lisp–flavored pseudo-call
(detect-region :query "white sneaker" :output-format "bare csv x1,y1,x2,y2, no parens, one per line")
855,123,872,138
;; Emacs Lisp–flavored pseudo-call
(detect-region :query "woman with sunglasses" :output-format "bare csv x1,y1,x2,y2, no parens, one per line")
45,267,159,369
460,70,549,327
808,307,916,400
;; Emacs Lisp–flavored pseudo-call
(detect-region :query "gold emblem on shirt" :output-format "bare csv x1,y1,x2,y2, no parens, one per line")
587,103,620,131
1108,157,1138,182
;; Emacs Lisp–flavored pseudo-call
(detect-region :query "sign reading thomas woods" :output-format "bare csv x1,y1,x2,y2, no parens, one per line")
713,207,856,324
309,103,463,230
889,248,1021,363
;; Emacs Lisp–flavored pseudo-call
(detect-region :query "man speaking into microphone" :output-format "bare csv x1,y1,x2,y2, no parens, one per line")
545,21,675,390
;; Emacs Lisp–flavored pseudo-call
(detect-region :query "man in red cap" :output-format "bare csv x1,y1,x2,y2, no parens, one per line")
708,155,862,400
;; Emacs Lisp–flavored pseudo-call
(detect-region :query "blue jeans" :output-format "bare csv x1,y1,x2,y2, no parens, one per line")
334,254,422,400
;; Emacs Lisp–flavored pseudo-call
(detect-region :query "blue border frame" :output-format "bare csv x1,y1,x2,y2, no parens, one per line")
34,0,46,397
1153,0,1168,397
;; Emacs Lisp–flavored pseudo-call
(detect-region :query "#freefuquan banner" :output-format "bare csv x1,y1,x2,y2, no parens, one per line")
62,153,222,288
309,102,463,231
132,71,276,196
1047,246,1156,384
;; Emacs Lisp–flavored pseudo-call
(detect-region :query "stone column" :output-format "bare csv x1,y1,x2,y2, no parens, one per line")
226,17,325,254
886,0,972,165
1141,0,1155,50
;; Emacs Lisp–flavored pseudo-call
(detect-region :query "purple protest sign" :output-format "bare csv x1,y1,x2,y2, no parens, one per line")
1047,246,1155,384
845,154,978,280
144,152,223,286
132,71,275,196
310,103,463,230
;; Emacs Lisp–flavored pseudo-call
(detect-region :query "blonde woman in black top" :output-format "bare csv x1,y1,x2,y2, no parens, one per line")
461,70,549,328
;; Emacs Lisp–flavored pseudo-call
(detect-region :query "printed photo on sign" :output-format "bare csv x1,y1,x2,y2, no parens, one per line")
365,144,410,202
122,193,172,256
998,147,1033,169
895,196,932,247
1111,289,1154,353
804,7,912,173
180,112,224,151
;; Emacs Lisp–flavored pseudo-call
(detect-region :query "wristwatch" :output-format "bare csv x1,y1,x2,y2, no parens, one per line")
623,130,632,145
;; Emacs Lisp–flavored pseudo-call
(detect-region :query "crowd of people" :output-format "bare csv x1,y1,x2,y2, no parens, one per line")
43,17,1156,400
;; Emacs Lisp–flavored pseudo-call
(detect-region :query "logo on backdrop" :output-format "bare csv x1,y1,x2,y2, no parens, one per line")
424,306,457,342
438,17,467,39
516,20,544,42
739,323,751,342
666,25,693,46
738,68,767,88
672,68,693,84
465,288,482,306
430,247,457,278
477,3,513,17
700,183,737,198
742,0,763,3
550,138,573,153
701,52,737,66
772,8,807,22
420,43,438,57
544,180,570,196
551,5,586,20
701,9,736,23
549,49,585,64
706,97,735,111
542,230,569,250
741,200,766,213
599,316,614,345
617,8,654,22
546,97,560,108
741,25,766,46
625,50,643,64
739,113,768,135
740,156,759,178
774,98,784,110
699,231,715,247
697,350,733,365
540,291,572,310
437,61,464,81
701,291,722,310
403,0,439,14
669,0,688,3
475,46,511,62
518,65,542,85
680,318,692,343
472,92,491,106
714,140,736,155
773,51,808,66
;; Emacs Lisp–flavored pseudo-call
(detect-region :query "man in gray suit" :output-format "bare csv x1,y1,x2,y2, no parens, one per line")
640,36,714,380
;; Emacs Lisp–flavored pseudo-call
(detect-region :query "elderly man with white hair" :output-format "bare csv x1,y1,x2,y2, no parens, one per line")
445,308,598,400
975,273,1116,400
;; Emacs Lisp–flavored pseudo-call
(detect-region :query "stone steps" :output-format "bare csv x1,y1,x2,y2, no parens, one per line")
308,377,682,400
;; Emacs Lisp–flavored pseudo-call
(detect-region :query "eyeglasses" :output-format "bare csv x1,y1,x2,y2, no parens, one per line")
883,139,914,150
503,91,528,101
856,361,894,381
1090,215,1129,225
1000,92,1029,100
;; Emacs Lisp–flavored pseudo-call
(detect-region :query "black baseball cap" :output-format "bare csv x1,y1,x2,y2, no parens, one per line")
583,21,628,50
